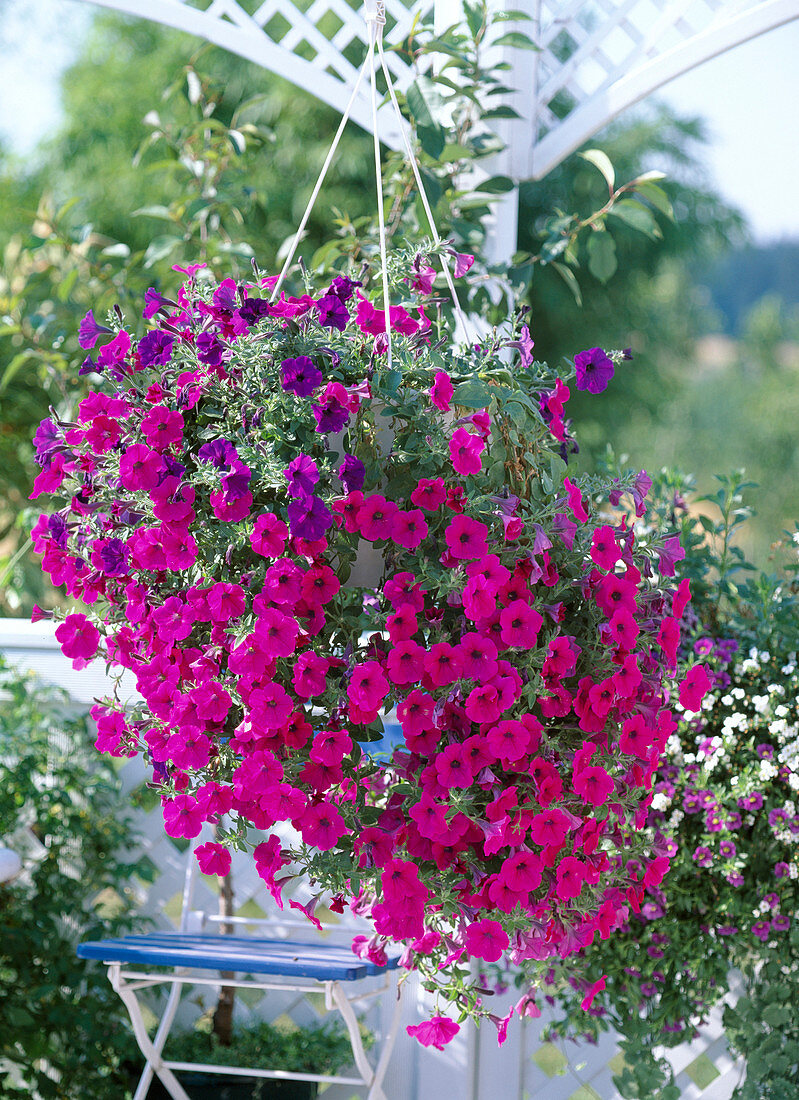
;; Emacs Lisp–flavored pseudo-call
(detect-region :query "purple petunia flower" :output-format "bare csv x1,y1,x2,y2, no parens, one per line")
33,419,59,466
196,331,225,367
328,275,360,303
693,637,714,656
47,514,68,548
99,538,130,577
238,297,271,325
313,389,349,435
719,839,737,859
198,439,238,469
138,329,175,368
78,309,113,349
284,454,319,499
316,293,349,332
338,454,365,493
221,462,252,503
738,791,764,812
693,846,713,868
757,744,774,760
683,791,702,814
752,920,771,942
775,862,790,878
286,493,333,540
281,356,322,398
768,808,788,827
143,288,174,320
574,347,615,394
772,914,791,932
213,278,238,312
79,354,98,376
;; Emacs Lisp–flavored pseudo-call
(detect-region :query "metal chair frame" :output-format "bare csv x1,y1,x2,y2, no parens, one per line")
78,833,403,1100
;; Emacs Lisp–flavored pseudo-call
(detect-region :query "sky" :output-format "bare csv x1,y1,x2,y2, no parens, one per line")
1,0,798,243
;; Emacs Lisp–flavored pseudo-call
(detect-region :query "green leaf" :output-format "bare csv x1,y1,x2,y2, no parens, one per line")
483,105,521,120
417,123,445,160
0,351,33,394
406,77,448,129
143,234,182,267
454,378,493,408
132,204,174,221
463,0,484,39
635,181,674,219
587,231,617,282
580,148,615,191
492,31,539,49
608,198,661,239
551,261,582,306
475,175,515,194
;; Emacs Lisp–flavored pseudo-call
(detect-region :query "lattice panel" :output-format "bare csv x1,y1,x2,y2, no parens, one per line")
75,0,436,150
78,0,799,191
528,0,799,177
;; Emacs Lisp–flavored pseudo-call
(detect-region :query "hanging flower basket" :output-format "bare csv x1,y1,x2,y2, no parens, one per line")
30,239,699,1041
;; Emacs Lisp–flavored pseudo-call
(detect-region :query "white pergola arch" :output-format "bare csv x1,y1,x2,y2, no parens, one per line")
72,0,799,257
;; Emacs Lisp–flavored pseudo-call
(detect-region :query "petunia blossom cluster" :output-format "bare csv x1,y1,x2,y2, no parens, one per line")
31,245,691,1042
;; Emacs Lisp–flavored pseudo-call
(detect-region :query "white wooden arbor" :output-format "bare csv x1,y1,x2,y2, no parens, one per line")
73,0,799,262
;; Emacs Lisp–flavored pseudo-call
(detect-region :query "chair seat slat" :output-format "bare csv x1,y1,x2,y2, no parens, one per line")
77,933,398,981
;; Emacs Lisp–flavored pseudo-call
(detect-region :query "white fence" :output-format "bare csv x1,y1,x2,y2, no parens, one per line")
0,617,745,1099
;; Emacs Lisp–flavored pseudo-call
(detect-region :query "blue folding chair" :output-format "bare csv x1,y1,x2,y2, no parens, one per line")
77,830,403,1100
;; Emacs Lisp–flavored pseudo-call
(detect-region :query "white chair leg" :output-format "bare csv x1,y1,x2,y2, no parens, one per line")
330,979,380,1092
368,977,404,1100
132,977,184,1100
110,967,191,1100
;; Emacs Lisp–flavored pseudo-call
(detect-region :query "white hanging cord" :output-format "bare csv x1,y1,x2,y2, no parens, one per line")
271,0,474,353
366,5,394,370
376,33,474,345
270,49,372,303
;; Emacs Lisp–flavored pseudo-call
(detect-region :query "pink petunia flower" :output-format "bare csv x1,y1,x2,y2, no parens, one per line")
445,515,490,560
464,919,509,962
449,427,485,476
195,842,232,877
406,1016,460,1050
430,371,454,412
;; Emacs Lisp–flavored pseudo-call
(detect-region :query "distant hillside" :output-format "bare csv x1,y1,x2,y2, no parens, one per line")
699,240,799,334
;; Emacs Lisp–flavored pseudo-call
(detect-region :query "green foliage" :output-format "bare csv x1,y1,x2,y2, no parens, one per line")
159,1015,371,1078
724,958,799,1099
0,654,143,1098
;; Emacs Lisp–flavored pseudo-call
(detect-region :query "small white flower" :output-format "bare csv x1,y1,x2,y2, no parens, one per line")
732,687,746,701
651,792,671,812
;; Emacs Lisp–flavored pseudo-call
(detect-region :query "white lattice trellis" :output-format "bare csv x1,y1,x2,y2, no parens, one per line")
70,0,799,263
71,0,799,172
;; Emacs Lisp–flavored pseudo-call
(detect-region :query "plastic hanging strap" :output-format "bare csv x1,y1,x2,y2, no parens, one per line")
375,33,473,345
270,49,373,304
367,11,394,370
271,0,473,350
